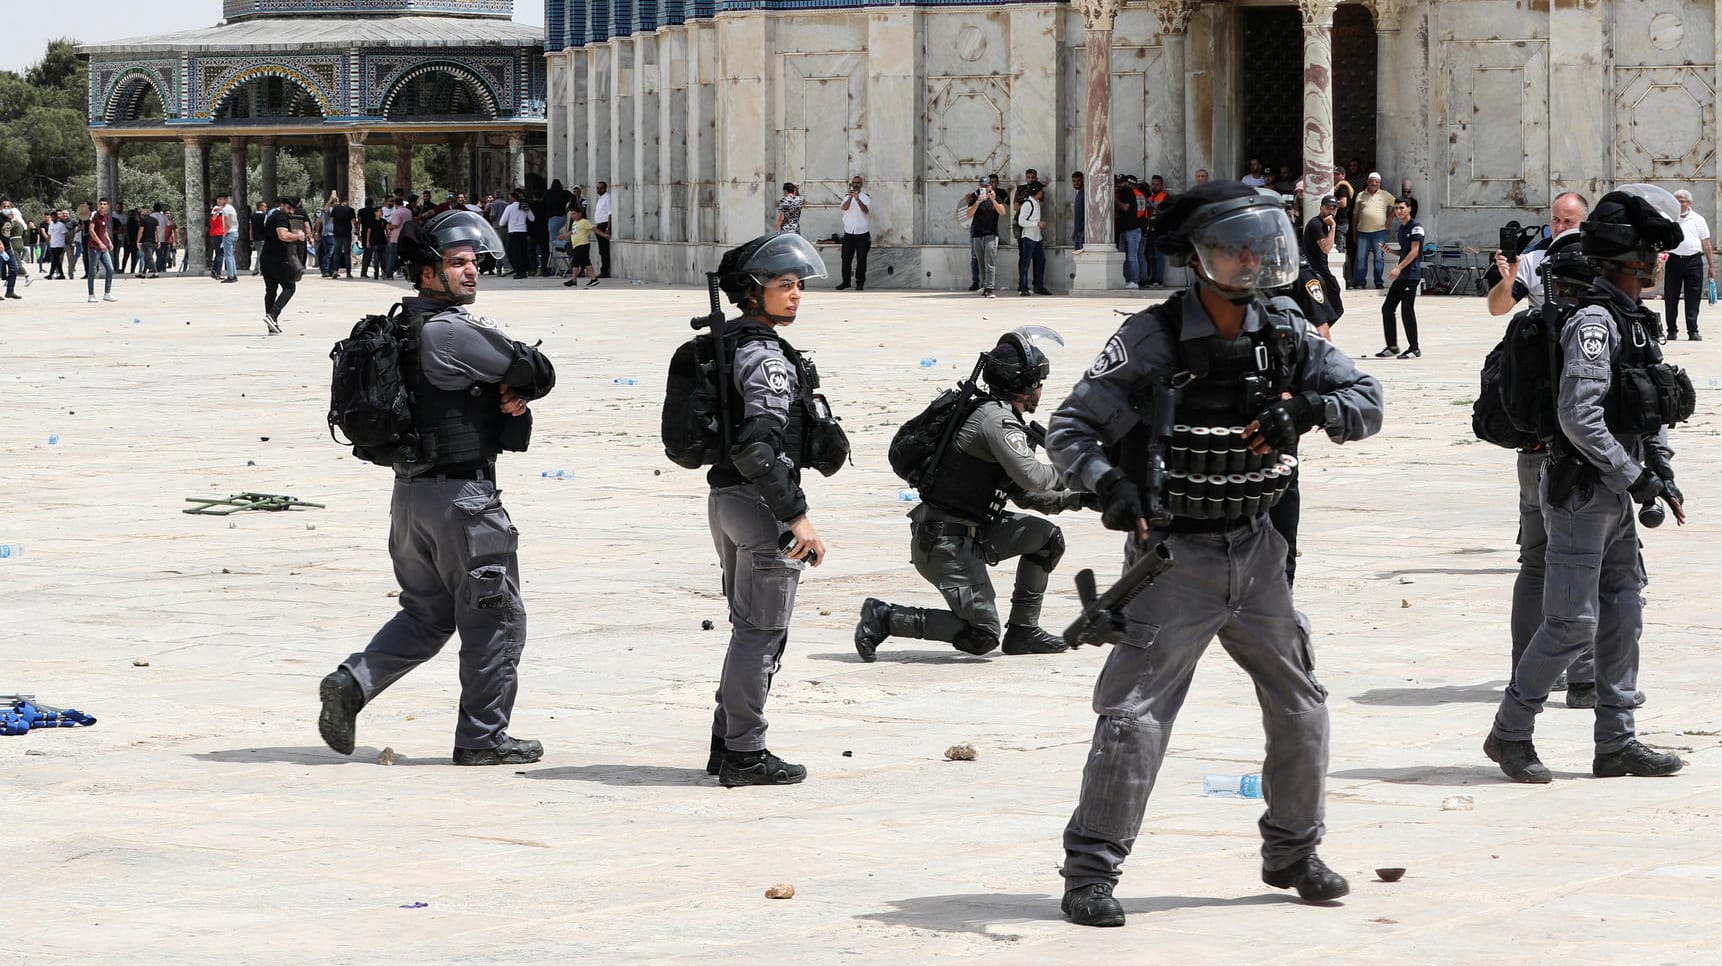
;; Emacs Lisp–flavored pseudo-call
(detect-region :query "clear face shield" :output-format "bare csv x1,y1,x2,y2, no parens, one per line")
1613,183,1682,283
1187,203,1302,298
741,232,829,286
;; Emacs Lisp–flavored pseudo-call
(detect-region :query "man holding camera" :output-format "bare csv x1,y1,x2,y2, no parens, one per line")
967,175,1007,298
836,176,872,291
1487,192,1588,317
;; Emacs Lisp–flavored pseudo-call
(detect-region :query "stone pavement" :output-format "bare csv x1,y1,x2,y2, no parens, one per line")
4,268,1722,965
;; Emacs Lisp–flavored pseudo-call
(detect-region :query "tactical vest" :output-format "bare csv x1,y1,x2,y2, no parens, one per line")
715,327,850,479
1581,298,1696,436
407,308,506,467
919,401,1017,523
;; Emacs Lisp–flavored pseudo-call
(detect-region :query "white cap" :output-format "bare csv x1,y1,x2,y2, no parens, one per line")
1367,171,1381,182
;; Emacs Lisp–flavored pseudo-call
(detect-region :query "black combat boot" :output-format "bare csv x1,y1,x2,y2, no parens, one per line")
719,748,806,787
1484,732,1552,783
317,666,364,755
1001,624,1069,655
1061,882,1126,927
1262,853,1350,902
453,735,544,766
706,733,724,776
854,597,893,663
1593,740,1683,777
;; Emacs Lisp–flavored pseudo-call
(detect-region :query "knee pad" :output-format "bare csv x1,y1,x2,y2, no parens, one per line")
1026,527,1066,571
953,627,1000,656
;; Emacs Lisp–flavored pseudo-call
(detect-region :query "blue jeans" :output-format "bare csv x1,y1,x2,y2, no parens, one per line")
221,233,238,278
85,248,113,296
0,249,15,295
1354,230,1386,286
1119,228,1143,285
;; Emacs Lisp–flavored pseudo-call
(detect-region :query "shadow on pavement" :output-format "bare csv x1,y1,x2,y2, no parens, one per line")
854,891,1300,937
1330,764,1591,784
1350,682,1506,706
804,650,987,665
1375,567,1519,579
190,746,443,766
520,764,711,786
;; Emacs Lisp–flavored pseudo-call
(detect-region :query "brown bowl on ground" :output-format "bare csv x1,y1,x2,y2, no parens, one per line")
1375,867,1406,882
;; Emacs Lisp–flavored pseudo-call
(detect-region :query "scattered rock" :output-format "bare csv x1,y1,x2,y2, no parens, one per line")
701,620,715,631
1371,917,1399,924
1440,794,1474,811
1374,867,1406,882
377,747,399,766
228,522,237,529
24,749,46,756
819,609,832,616
764,883,796,899
653,469,661,476
221,568,232,574
1398,575,1416,585
944,743,978,762
132,657,150,667
247,460,256,466
842,750,853,757
260,437,270,442
1400,599,1412,608
387,590,401,598
306,523,316,531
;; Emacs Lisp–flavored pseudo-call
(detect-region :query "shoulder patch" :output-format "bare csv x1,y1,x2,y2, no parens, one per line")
761,357,793,395
1089,334,1129,378
1578,321,1608,362
1003,430,1032,459
1304,277,1326,305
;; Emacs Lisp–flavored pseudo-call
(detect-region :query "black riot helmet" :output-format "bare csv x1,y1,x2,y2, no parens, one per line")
1155,180,1301,302
716,231,828,321
1580,183,1683,284
398,209,504,305
1540,228,1596,302
981,332,1051,397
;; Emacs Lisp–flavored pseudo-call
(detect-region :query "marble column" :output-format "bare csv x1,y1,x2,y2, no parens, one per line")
1298,0,1339,226
1367,0,1408,199
508,134,526,190
259,137,278,204
322,137,339,202
229,137,249,269
182,136,209,272
448,134,470,195
394,133,414,195
1073,0,1123,292
106,142,122,209
346,131,368,210
93,137,114,206
1148,2,1196,191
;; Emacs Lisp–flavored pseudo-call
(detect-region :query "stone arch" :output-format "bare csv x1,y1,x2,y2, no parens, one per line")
103,70,172,124
208,66,334,119
379,62,502,119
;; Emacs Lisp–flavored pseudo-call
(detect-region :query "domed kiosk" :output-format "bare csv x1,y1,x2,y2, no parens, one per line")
78,0,546,269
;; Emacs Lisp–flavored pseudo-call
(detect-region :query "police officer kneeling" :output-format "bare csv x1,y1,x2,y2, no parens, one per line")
1046,181,1384,927
1486,185,1692,784
318,211,555,766
855,333,1086,661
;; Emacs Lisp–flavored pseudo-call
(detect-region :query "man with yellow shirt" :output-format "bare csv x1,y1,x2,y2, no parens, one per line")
1352,172,1393,289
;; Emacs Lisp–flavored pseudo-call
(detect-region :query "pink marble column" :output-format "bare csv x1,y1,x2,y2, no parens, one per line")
1080,0,1121,249
1298,0,1339,226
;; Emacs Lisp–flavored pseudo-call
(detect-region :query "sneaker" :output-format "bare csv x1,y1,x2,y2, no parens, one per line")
1374,346,1401,357
86,295,97,303
1262,853,1350,902
1689,332,1703,342
317,667,364,756
1034,287,1054,296
855,284,864,292
1593,739,1683,778
706,734,724,776
1018,289,1031,296
1061,882,1125,927
983,288,995,298
835,282,852,291
1000,624,1069,655
1397,348,1421,359
4,293,19,300
563,278,578,287
222,277,237,283
854,597,891,663
968,283,980,292
102,294,118,302
718,748,806,787
21,274,30,287
453,735,544,766
586,278,599,287
264,315,282,335
1483,732,1552,783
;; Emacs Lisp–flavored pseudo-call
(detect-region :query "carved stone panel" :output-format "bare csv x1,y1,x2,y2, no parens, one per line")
779,51,866,240
1440,40,1549,208
1110,45,1162,179
1614,67,1716,182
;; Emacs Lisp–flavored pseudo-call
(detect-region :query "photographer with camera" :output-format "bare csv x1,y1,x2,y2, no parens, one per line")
966,174,1008,298
1486,192,1588,317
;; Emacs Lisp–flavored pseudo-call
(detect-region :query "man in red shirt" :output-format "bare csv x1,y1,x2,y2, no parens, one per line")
86,197,117,303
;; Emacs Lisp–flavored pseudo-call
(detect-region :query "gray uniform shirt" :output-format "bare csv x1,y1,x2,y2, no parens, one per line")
1047,288,1385,492
1557,280,1654,493
731,320,797,435
414,300,523,391
950,399,1081,515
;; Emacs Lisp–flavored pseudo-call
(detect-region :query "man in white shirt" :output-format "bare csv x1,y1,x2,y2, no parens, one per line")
500,190,535,279
836,175,872,291
1015,180,1049,295
220,195,240,282
591,181,613,278
1664,188,1717,341
1487,192,1589,317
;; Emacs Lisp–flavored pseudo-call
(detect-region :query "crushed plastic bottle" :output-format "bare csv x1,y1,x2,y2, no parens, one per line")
47,434,59,445
0,544,24,559
541,469,574,480
133,318,142,325
612,377,639,385
919,357,937,368
1202,774,1263,799
898,488,920,502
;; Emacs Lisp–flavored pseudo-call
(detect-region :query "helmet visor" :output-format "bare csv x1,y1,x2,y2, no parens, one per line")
1614,183,1681,225
428,210,505,259
1188,204,1301,292
742,232,829,284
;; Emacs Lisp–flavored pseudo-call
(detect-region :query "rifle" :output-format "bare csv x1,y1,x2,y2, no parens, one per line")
691,271,732,457
1064,540,1176,647
1140,375,1179,526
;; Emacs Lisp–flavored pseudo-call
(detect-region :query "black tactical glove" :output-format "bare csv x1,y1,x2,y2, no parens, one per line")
1078,491,1104,513
1250,390,1325,453
1645,450,1683,505
1094,468,1145,533
1628,466,1665,505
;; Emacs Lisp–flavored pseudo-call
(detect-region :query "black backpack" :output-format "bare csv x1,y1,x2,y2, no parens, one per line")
1472,338,1541,450
662,326,778,469
888,378,986,486
328,305,423,467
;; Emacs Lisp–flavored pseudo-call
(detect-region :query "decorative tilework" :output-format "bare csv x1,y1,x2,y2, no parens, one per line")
92,60,178,122
546,0,1034,49
366,50,516,116
223,0,513,21
195,57,344,118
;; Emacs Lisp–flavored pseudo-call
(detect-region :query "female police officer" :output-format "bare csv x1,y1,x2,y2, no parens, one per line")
1044,181,1383,926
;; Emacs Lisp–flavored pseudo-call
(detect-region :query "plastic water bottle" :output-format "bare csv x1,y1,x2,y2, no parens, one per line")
1202,774,1263,799
541,469,573,480
898,488,919,502
612,377,639,386
133,318,141,325
0,544,24,559
1708,278,1718,305
919,357,937,368
47,434,59,445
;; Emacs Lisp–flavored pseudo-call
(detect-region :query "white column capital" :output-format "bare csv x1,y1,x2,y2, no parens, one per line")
1075,0,1122,31
1297,0,1340,29
1146,0,1198,36
1363,0,1405,32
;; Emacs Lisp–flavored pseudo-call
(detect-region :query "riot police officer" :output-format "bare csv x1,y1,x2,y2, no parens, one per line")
1486,185,1691,784
703,232,849,787
1045,181,1384,927
317,210,556,766
853,331,1086,661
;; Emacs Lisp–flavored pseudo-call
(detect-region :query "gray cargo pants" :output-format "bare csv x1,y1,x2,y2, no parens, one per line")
709,484,804,753
1063,518,1330,888
898,511,1060,648
342,475,525,750
1494,475,1644,753
1513,451,1594,684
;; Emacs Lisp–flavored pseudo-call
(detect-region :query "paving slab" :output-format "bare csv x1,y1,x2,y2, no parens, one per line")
3,269,1721,965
